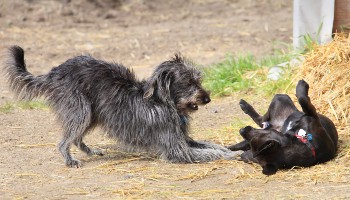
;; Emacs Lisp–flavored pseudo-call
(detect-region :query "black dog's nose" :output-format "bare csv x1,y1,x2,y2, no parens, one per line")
240,126,253,137
203,97,211,104
239,128,246,135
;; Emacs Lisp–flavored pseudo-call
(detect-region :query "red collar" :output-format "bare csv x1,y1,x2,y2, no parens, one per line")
295,133,316,159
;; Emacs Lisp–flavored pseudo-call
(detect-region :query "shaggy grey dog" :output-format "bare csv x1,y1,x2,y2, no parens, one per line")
5,46,238,167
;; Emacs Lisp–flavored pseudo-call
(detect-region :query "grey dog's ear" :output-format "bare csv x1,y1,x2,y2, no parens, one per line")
143,69,176,101
253,139,280,157
143,81,155,99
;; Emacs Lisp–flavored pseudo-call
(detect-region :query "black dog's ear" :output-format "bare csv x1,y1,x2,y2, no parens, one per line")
253,139,280,157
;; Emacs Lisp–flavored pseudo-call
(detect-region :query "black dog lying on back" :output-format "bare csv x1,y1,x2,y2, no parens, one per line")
228,80,338,175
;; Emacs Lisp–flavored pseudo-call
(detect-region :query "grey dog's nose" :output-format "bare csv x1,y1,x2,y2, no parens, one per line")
203,97,211,104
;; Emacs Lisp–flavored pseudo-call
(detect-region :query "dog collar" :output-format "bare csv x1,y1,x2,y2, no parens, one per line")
262,121,271,129
295,129,316,158
179,115,188,125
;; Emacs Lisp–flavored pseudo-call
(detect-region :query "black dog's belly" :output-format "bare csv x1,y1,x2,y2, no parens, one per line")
319,114,338,148
280,112,304,133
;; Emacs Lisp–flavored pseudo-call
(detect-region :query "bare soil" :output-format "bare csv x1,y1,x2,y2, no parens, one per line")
1,1,349,199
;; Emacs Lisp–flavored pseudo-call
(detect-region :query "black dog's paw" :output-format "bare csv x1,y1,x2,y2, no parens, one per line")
296,79,309,97
239,99,252,114
262,164,278,175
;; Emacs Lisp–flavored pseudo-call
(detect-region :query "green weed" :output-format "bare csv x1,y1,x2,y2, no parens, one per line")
0,102,15,113
203,51,296,98
18,101,48,110
0,100,48,113
202,54,259,96
302,21,323,53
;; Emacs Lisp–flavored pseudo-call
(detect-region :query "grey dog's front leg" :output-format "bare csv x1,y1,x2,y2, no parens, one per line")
162,141,240,163
188,147,241,162
187,138,229,151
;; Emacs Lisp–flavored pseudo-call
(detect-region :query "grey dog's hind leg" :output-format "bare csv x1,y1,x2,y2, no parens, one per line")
72,119,103,156
73,136,104,156
59,134,81,168
56,95,99,167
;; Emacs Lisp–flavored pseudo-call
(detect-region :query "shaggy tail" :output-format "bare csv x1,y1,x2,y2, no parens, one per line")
5,46,45,100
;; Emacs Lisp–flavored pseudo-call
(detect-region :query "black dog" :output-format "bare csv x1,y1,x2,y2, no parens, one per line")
228,80,338,175
5,46,238,167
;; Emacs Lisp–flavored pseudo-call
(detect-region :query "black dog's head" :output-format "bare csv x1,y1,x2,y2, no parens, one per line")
240,126,310,175
144,54,210,115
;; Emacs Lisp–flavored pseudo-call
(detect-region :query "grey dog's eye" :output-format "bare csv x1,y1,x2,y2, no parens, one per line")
187,79,195,86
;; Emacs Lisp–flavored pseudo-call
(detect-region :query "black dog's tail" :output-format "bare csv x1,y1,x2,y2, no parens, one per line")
5,46,46,101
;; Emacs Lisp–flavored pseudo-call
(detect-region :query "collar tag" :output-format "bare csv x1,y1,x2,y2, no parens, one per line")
262,121,271,129
295,129,315,158
297,129,307,137
297,129,313,141
307,134,313,141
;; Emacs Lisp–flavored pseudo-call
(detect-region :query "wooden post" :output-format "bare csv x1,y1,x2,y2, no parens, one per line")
333,0,350,33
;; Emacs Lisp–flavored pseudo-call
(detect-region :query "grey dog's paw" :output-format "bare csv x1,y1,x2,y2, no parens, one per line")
206,142,232,152
66,159,82,168
223,150,243,160
88,149,104,156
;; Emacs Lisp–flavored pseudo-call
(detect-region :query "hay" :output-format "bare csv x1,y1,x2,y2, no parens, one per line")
15,143,56,148
298,33,350,129
297,33,350,163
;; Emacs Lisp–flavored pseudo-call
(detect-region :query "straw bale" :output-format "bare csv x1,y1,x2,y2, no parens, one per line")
298,33,350,129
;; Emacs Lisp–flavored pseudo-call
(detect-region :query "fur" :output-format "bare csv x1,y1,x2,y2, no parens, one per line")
5,46,239,167
228,80,338,175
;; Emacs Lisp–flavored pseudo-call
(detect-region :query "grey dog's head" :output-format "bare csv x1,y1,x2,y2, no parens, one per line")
144,54,210,115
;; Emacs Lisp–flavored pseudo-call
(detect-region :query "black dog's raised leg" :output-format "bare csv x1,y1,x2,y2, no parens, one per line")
296,80,318,118
239,99,263,127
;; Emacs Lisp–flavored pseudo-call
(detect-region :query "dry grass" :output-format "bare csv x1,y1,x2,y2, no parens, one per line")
298,33,350,128
297,33,350,159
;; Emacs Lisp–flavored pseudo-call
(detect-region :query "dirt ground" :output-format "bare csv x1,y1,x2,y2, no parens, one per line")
1,0,349,199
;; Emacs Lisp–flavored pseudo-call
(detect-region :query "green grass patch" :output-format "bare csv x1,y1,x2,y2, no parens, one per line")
17,101,48,110
0,100,48,113
0,102,15,113
202,54,259,96
203,50,297,98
